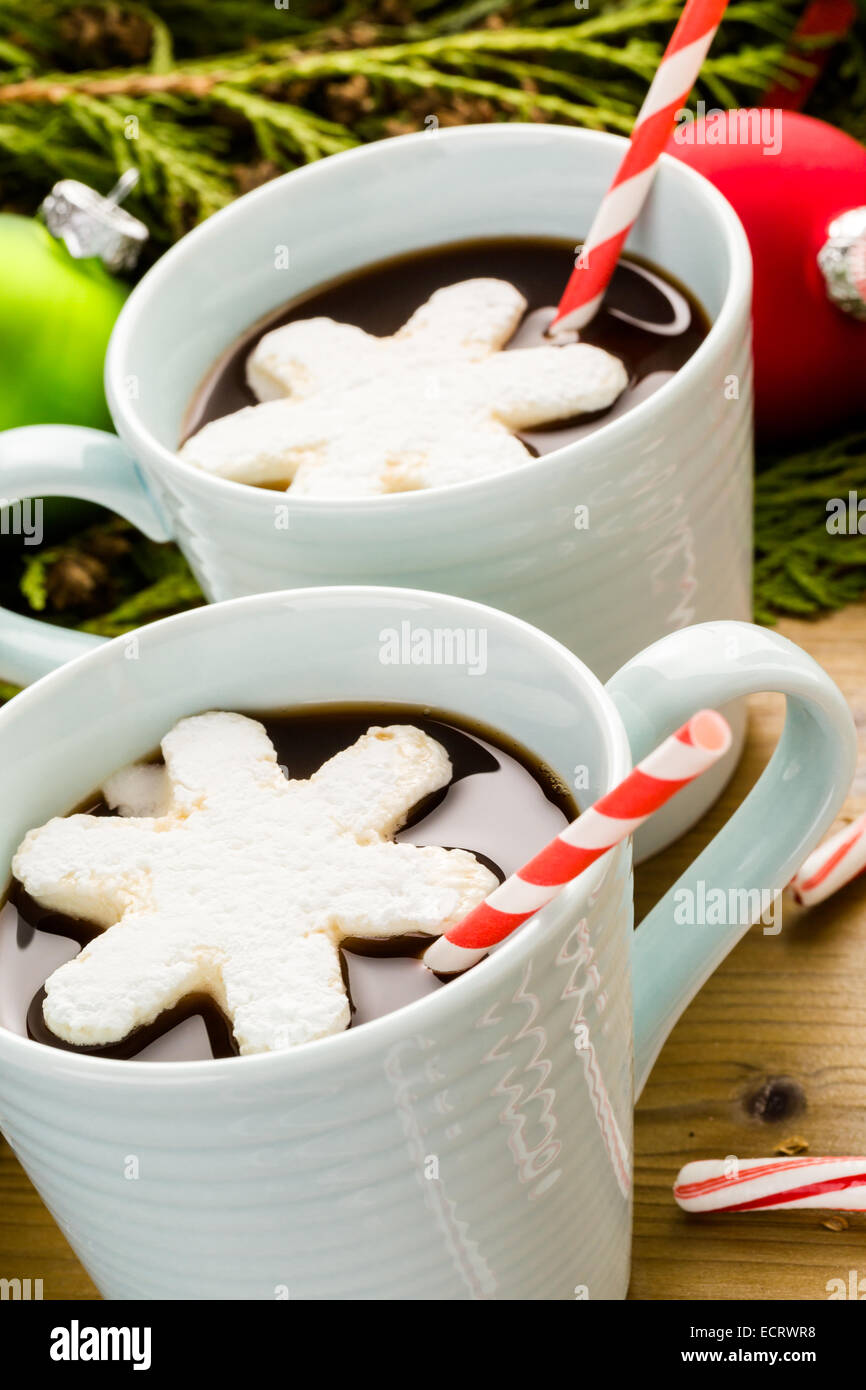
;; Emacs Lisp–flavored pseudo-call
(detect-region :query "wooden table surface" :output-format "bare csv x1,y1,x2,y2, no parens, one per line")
2,604,865,1302
630,602,866,1301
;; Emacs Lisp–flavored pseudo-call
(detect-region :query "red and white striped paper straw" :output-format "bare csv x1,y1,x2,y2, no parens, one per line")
789,810,866,906
424,708,732,974
674,1156,866,1213
550,0,730,334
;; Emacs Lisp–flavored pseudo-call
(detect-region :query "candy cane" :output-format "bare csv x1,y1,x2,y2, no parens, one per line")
674,1156,866,1213
551,0,730,333
424,708,732,974
790,810,866,906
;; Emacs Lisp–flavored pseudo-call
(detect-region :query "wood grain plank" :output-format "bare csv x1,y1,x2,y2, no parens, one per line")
631,603,866,1300
0,1137,99,1299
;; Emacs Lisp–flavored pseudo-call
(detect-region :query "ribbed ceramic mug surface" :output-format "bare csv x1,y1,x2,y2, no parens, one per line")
0,589,855,1300
0,589,636,1301
107,123,754,681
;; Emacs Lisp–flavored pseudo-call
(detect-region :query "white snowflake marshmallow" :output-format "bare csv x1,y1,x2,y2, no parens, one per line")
180,279,628,497
13,713,497,1054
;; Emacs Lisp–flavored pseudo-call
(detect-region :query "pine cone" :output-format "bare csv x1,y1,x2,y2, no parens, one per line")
60,5,154,67
233,161,282,195
323,74,375,125
87,530,133,562
45,553,111,613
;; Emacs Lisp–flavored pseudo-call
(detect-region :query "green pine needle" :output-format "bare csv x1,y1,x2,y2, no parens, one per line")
0,0,823,244
1,0,866,686
755,433,866,624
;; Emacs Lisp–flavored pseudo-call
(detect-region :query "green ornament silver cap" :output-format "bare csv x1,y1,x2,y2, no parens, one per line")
818,207,866,322
39,169,148,273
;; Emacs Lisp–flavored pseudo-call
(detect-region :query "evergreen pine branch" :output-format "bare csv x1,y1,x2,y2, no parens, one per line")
723,1,810,42
1,0,865,653
212,86,358,163
0,0,813,243
451,53,639,112
754,433,866,624
315,58,636,129
77,570,203,635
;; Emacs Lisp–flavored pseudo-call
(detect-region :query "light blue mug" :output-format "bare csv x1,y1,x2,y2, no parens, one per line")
0,124,753,855
0,588,853,1299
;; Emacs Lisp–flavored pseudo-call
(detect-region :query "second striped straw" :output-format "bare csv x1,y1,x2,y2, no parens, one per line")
424,708,732,974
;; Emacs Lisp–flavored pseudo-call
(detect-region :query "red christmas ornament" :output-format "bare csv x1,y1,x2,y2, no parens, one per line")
665,110,866,442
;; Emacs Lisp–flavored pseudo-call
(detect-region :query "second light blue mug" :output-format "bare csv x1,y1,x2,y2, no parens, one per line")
0,588,855,1298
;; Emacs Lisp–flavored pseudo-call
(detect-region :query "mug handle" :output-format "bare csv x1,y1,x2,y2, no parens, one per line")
0,425,172,687
605,619,857,1098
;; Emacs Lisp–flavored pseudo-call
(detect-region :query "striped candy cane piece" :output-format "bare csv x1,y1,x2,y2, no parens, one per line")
424,708,731,974
551,0,730,333
763,0,856,112
790,810,866,906
674,1156,866,1213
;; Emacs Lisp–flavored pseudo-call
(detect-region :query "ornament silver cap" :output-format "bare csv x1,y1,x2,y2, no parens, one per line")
39,169,148,273
818,207,866,322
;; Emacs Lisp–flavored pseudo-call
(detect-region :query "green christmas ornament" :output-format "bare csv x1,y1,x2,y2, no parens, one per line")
0,170,148,432
0,171,148,537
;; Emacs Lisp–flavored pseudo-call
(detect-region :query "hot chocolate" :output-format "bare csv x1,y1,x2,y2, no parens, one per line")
0,706,575,1062
180,237,708,495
